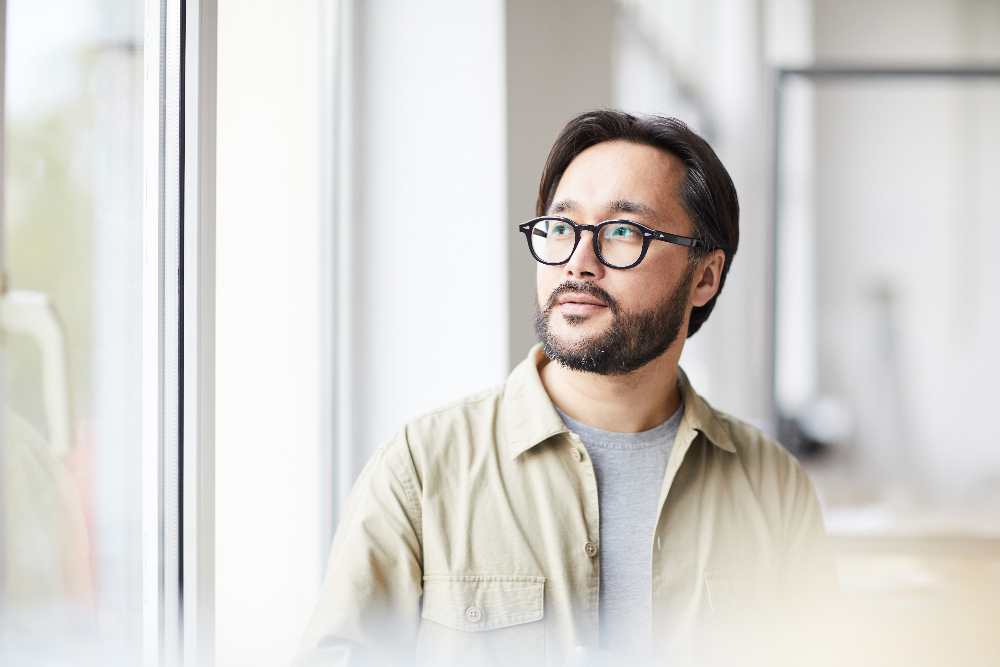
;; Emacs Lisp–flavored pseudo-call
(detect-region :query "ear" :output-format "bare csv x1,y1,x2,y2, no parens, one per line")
690,250,726,308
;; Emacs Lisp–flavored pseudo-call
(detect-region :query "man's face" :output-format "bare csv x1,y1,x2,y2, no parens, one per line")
534,141,699,375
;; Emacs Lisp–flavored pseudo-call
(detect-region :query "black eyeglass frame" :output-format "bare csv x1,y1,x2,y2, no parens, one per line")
519,216,709,270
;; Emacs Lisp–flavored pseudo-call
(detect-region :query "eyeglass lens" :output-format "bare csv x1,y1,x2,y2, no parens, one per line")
530,219,645,268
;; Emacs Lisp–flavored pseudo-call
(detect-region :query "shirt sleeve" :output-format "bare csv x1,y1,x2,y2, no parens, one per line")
775,460,843,665
292,431,424,667
779,461,840,605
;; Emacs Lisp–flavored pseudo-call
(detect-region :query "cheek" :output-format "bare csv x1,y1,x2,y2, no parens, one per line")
620,266,677,308
632,263,666,290
536,265,561,300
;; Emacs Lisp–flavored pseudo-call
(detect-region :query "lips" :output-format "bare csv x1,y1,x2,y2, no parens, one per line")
554,292,610,318
557,293,607,308
544,281,620,316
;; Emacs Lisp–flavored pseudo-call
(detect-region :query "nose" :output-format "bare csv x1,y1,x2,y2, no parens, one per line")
564,230,605,279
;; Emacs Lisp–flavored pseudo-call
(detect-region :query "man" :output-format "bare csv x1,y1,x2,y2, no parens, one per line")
294,111,838,667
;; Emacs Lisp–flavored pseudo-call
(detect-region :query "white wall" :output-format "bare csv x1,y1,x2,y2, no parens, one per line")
216,0,510,660
341,0,509,487
215,1,327,664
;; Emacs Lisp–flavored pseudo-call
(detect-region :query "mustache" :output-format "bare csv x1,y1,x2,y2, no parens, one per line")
544,281,621,314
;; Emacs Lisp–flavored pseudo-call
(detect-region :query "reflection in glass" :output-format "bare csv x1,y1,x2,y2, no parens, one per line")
3,0,143,664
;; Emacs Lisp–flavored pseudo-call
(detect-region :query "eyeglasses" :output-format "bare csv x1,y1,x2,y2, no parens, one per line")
519,216,707,270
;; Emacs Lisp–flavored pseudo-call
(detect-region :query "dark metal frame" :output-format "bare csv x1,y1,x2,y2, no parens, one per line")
766,65,1000,435
519,216,707,270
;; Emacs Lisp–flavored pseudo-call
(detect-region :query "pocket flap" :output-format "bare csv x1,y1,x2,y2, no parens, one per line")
421,575,545,632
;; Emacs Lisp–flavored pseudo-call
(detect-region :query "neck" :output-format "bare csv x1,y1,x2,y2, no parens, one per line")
539,346,683,433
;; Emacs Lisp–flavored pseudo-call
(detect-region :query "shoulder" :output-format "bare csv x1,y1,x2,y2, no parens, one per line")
393,383,506,451
695,405,829,554
703,405,815,503
379,382,509,482
680,371,802,487
717,411,796,466
5,407,67,486
404,383,506,432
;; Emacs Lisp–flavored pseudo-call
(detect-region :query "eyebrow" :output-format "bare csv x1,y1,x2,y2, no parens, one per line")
608,199,655,217
548,199,578,215
548,198,655,218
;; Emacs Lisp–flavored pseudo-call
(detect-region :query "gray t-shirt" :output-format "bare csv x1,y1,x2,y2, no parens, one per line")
555,401,684,661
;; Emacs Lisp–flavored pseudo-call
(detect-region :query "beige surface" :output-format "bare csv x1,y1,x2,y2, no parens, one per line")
831,536,1000,666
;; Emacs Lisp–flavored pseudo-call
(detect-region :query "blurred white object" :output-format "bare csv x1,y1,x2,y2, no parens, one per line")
824,503,896,535
0,289,73,455
797,394,853,445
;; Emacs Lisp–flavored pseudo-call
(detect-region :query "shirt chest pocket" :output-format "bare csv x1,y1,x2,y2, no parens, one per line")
416,575,546,667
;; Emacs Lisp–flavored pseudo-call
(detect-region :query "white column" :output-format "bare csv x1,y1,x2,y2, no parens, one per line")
215,1,327,664
342,0,509,481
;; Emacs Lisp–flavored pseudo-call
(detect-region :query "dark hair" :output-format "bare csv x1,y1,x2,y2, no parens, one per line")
537,110,739,337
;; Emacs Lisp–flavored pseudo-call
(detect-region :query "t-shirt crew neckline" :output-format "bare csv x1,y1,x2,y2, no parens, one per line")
554,403,685,451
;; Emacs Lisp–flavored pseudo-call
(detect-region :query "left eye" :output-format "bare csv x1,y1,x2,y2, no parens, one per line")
606,225,636,238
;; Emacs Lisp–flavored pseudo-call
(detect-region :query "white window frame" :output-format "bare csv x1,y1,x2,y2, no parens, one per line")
143,1,216,665
0,0,8,619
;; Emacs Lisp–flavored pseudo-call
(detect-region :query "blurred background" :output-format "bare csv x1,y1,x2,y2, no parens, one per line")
2,0,998,665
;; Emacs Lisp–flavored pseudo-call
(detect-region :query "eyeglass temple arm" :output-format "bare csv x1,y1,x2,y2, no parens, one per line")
650,230,707,248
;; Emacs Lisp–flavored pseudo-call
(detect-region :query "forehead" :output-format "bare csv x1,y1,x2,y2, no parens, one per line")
552,141,685,218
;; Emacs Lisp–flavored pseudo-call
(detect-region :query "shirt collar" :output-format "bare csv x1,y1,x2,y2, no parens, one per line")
504,345,736,459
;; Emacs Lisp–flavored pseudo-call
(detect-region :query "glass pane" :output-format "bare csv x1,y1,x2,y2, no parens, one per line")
3,0,144,664
531,219,576,263
598,222,644,267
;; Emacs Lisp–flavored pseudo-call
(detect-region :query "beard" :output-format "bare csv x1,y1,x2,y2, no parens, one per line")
533,267,694,376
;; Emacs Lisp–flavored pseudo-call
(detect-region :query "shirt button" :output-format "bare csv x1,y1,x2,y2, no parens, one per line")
570,447,582,462
466,606,482,623
584,541,598,557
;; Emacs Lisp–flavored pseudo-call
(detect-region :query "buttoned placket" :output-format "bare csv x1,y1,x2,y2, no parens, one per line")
649,422,703,654
565,431,602,645
567,425,698,656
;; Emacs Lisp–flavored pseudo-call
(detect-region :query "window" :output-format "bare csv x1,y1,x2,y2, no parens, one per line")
1,1,215,664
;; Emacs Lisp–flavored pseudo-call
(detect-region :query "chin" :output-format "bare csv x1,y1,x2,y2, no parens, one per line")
551,326,605,351
556,313,603,331
561,314,589,326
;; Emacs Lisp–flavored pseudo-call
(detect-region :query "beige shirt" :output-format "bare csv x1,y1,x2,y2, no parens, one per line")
294,347,839,667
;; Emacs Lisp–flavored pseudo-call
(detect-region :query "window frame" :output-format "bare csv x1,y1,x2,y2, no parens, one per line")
141,0,217,664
